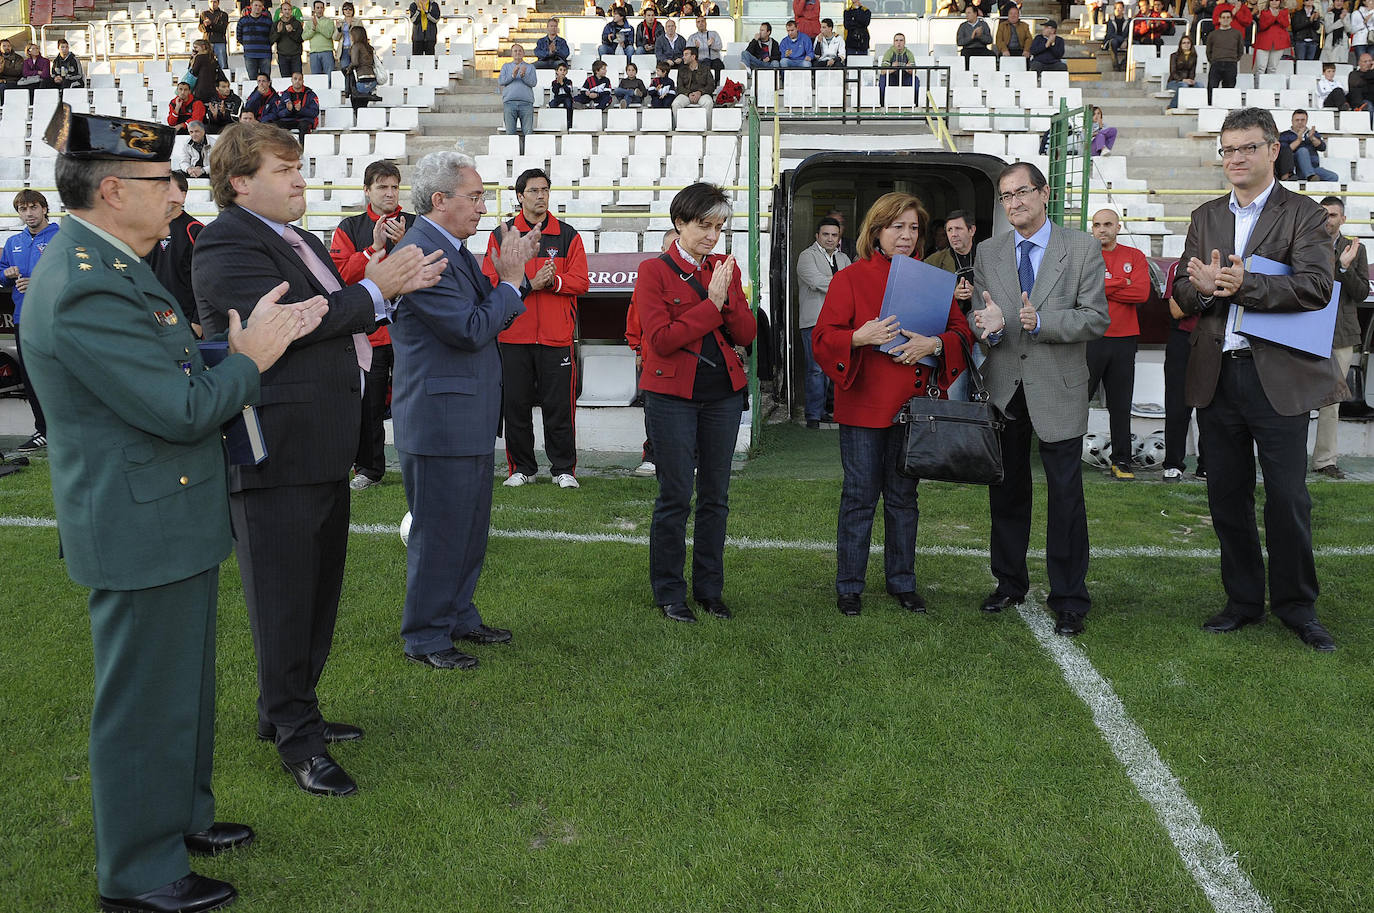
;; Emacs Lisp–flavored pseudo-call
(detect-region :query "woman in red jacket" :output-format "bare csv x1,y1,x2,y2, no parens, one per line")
1252,0,1292,73
812,192,972,617
633,183,757,623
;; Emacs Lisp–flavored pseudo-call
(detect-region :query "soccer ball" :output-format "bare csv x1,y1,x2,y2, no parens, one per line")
399,511,412,547
1136,431,1167,469
1082,432,1112,469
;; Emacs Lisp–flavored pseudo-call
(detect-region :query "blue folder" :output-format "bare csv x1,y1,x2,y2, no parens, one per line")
875,254,958,366
1234,255,1339,359
198,341,268,466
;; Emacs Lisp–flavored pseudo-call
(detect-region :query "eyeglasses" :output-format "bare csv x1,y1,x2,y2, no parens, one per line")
997,186,1041,205
456,191,491,204
1217,143,1265,159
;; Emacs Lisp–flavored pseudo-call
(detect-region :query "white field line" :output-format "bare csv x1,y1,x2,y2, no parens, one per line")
1018,598,1273,913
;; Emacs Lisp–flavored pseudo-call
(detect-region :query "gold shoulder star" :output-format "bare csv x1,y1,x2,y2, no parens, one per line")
75,252,90,260
78,263,93,271
112,258,128,271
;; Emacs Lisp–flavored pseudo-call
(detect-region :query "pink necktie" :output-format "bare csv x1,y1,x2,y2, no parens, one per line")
283,225,372,372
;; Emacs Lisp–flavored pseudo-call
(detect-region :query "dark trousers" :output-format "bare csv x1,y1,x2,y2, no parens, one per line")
1163,326,1203,472
878,70,917,103
837,424,919,596
549,94,573,128
88,569,218,897
277,52,302,77
414,36,436,55
244,55,270,80
1086,334,1137,470
354,343,392,480
1206,59,1237,104
398,450,491,654
1197,355,1318,625
501,341,577,478
231,481,349,764
644,390,743,605
273,116,312,143
988,387,1091,616
13,328,45,435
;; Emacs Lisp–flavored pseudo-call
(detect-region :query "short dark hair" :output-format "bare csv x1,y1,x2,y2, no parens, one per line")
683,45,698,59
998,161,1048,191
1220,106,1279,145
364,159,402,187
515,168,550,194
1292,107,1309,117
817,217,841,231
1320,195,1345,211
760,21,772,33
626,61,637,72
170,170,190,193
669,182,732,229
822,16,833,26
13,189,48,211
593,59,608,73
786,18,797,25
945,209,974,229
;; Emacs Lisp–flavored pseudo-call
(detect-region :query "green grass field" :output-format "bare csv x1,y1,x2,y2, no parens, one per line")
2,425,1372,912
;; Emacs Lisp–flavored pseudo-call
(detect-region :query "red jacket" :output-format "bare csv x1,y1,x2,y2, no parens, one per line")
1212,1,1252,29
483,211,589,346
634,245,756,399
329,204,416,346
168,97,206,127
793,0,821,38
1101,242,1151,337
1253,7,1292,51
812,254,973,428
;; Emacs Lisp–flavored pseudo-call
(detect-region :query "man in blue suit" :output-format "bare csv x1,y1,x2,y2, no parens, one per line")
390,151,540,670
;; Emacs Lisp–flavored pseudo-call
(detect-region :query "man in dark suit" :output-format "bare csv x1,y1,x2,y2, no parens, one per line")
1311,195,1370,478
1172,107,1345,652
970,161,1110,636
389,150,540,670
193,122,446,795
23,107,321,913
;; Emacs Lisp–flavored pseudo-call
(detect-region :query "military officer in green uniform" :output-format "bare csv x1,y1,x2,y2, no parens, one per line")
21,105,326,913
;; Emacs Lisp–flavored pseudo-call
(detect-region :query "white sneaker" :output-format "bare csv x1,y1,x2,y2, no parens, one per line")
554,473,580,489
634,460,656,476
1162,467,1182,481
348,474,380,491
503,472,533,487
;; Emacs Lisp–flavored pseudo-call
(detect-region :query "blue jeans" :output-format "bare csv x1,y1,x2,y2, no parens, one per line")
1165,78,1191,109
1295,39,1319,59
212,42,228,69
613,87,641,104
503,99,533,136
1295,146,1339,181
309,51,334,74
781,56,810,67
644,390,744,605
741,50,776,68
837,424,919,596
599,42,632,58
277,52,302,77
878,71,918,105
244,56,270,80
799,327,828,421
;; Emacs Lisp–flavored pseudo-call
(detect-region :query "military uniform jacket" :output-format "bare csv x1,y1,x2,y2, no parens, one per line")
20,216,260,591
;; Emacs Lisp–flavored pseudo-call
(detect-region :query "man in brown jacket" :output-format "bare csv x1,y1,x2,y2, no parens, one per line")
1172,107,1346,652
995,6,1032,58
1311,195,1371,478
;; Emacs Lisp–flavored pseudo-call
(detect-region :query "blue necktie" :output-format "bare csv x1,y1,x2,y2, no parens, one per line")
1017,238,1036,296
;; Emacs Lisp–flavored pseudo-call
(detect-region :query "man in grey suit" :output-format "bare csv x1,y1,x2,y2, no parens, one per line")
390,151,540,670
971,161,1109,636
795,217,848,428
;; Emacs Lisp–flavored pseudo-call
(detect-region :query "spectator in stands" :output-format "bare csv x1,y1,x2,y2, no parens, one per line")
649,60,677,105
177,121,214,178
602,9,636,58
1086,209,1148,480
843,0,871,56
680,0,700,15
956,7,996,67
966,0,993,16
655,17,687,66
1279,110,1340,181
609,0,635,15
1291,0,1321,60
742,23,781,68
814,18,846,66
1323,0,1352,64
1090,106,1117,154
51,38,84,93
794,0,822,39
796,217,848,428
1318,61,1347,107
189,39,221,106
996,6,1033,58
547,61,576,126
813,192,971,618
330,160,416,490
1252,0,1292,74
1104,1,1130,70
879,33,917,102
0,39,21,94
499,44,539,140
1353,0,1374,60
615,61,649,106
780,19,815,66
1192,0,1218,44
1312,196,1371,478
273,0,305,77
688,16,725,76
1166,33,1197,108
201,0,231,69
239,110,257,122
1348,52,1374,121
700,0,721,13
144,171,206,334
205,77,243,133
672,46,715,121
633,183,755,622
1029,20,1069,71
638,10,666,54
1211,0,1252,51
305,1,338,74
18,43,52,95
0,189,56,454
337,2,357,61
577,60,614,108
346,25,382,107
1204,9,1243,103
238,0,274,80
168,82,207,133
245,73,278,119
409,0,441,55
535,18,571,68
271,70,320,142
999,0,1024,15
1135,0,1174,47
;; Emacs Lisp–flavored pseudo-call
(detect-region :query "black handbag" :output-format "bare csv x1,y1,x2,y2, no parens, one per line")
894,337,1005,485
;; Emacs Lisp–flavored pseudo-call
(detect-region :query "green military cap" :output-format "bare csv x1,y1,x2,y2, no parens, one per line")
44,103,176,162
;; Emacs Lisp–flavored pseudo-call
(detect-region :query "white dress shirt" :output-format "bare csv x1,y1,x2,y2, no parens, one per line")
1222,177,1275,352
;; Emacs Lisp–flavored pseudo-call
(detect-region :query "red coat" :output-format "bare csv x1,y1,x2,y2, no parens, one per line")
812,254,973,429
1254,7,1292,50
634,244,757,399
167,97,206,127
1212,1,1252,29
793,0,821,38
484,211,589,346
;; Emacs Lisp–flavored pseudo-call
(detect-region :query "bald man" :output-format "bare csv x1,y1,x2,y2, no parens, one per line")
1088,209,1150,479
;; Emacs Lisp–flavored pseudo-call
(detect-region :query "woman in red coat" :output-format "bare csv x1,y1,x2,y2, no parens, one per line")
634,183,757,623
1253,0,1292,72
812,192,973,617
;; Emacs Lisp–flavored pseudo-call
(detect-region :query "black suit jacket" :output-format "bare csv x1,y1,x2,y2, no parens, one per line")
191,203,377,490
1171,181,1347,415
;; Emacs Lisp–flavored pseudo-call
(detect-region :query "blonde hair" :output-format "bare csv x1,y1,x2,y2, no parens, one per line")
209,122,301,209
856,192,927,260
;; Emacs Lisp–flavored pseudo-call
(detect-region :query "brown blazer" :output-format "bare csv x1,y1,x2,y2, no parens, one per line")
1171,181,1347,415
1333,235,1370,350
995,20,1031,56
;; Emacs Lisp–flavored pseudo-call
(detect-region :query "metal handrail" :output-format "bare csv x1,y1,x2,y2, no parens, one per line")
0,23,37,47
747,63,952,118
1124,15,1189,81
37,22,96,58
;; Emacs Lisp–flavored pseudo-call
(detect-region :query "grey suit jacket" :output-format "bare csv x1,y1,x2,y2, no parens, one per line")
971,221,1110,443
795,242,849,329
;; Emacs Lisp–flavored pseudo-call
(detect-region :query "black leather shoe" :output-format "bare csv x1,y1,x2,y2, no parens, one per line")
1201,611,1264,634
99,873,236,913
460,623,513,645
185,822,254,856
837,594,861,616
257,721,363,743
405,647,479,670
1286,619,1337,652
697,597,733,619
659,602,697,622
1054,611,1085,636
891,591,926,613
980,592,1023,613
282,752,358,797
